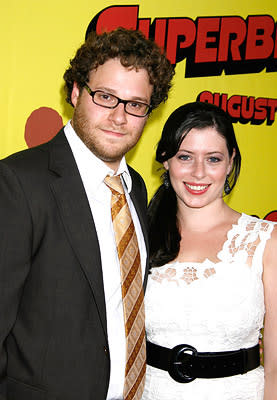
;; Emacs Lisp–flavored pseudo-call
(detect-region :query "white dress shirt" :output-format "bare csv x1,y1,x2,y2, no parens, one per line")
64,121,146,400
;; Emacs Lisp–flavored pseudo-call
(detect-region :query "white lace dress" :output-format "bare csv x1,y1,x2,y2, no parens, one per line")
142,214,276,400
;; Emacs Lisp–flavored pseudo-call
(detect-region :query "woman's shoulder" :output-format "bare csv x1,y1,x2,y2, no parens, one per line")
263,221,277,261
262,223,277,296
239,213,277,232
227,213,276,255
240,214,277,267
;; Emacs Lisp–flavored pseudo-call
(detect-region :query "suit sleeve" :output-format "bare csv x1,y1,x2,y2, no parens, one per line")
0,162,32,383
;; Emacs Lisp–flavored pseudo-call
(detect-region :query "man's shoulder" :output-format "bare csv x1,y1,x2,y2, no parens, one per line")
0,129,65,171
128,165,146,189
127,164,148,207
127,164,143,183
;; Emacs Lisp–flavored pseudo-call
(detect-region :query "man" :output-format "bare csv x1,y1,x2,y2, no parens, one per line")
0,28,174,400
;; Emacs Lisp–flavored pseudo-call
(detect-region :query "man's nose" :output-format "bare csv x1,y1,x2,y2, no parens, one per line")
108,103,127,125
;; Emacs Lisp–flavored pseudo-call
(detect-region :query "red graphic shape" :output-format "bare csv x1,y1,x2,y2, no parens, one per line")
25,107,63,148
264,211,277,222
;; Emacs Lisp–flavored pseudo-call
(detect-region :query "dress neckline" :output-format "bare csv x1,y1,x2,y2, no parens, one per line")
166,213,245,268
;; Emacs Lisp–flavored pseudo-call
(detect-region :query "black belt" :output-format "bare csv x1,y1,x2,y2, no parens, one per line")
146,341,260,383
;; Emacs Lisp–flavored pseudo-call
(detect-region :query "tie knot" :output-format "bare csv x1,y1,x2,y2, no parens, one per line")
104,174,124,194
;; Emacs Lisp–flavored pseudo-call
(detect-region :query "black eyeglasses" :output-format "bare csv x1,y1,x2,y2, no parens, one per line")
84,84,152,117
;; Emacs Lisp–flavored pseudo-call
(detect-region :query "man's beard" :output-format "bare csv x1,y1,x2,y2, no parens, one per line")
72,106,130,166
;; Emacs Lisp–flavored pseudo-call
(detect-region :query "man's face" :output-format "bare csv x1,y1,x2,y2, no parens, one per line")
71,58,153,171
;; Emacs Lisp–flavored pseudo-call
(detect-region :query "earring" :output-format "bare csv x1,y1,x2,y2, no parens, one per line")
163,171,170,189
224,176,231,195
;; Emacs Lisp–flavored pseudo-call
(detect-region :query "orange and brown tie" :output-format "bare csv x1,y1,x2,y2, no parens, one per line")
104,175,146,400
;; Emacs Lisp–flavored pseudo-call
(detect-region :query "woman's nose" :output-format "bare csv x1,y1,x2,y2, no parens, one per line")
191,160,206,179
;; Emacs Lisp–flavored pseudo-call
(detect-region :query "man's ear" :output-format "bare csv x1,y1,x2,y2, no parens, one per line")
163,160,169,170
71,82,80,107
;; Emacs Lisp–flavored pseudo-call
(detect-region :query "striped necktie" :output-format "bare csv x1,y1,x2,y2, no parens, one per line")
104,175,146,400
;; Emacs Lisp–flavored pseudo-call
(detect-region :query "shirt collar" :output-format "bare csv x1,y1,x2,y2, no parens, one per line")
64,120,132,193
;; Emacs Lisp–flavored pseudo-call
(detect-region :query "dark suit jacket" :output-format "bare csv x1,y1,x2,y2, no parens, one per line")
0,129,149,400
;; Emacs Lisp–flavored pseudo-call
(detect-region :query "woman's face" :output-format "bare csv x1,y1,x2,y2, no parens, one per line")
163,127,234,210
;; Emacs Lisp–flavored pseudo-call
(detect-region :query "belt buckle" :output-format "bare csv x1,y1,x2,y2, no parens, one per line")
168,344,197,383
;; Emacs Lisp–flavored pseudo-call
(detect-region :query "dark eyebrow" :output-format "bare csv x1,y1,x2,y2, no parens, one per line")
94,86,150,104
177,149,225,156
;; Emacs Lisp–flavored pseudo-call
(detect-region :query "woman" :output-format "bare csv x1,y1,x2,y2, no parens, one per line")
142,102,277,399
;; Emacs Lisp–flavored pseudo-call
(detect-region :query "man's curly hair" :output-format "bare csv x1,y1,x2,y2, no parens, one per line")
64,28,174,110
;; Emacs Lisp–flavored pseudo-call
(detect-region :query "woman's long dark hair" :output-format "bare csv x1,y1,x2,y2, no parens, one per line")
148,101,241,268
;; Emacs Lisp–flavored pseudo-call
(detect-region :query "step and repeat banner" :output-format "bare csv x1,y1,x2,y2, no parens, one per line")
1,0,276,220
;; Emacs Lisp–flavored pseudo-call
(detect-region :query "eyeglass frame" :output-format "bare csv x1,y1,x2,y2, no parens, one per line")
83,83,152,117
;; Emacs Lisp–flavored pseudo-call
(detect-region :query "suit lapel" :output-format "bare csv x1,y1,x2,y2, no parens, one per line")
129,171,149,288
47,130,108,336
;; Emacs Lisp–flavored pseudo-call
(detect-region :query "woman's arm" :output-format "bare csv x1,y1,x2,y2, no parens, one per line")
263,224,277,399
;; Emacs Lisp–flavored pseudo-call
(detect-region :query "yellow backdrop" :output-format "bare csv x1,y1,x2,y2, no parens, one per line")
1,0,276,220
